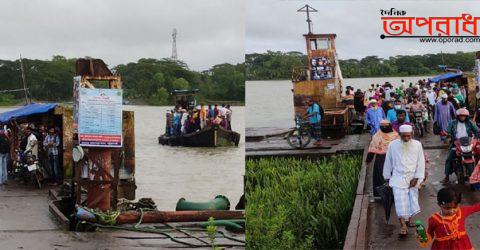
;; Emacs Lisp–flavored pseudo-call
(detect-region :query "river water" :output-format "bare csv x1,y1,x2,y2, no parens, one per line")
246,76,432,128
0,105,245,211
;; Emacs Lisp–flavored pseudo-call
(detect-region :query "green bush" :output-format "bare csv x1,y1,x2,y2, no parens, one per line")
246,155,361,249
0,93,18,106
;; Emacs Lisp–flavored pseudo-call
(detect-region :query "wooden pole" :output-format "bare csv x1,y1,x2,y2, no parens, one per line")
19,55,29,104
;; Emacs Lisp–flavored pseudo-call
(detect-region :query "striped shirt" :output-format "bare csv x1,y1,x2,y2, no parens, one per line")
43,134,60,156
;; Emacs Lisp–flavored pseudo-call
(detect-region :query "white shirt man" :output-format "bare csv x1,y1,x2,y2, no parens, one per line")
26,132,38,158
426,90,436,106
383,124,425,236
180,111,188,134
364,89,375,105
384,87,392,101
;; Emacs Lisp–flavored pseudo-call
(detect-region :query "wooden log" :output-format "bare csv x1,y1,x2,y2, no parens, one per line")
116,210,245,224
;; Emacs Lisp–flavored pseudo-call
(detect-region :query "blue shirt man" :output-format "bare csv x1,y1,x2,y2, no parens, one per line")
306,99,323,145
307,102,321,124
366,100,386,135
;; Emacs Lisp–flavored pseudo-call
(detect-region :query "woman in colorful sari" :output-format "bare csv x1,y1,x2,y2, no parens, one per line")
366,119,399,199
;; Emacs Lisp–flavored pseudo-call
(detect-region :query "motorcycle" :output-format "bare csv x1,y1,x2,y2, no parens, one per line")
453,137,480,187
14,150,44,189
412,110,424,137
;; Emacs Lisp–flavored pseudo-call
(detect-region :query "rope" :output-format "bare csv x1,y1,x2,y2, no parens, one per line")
134,208,143,228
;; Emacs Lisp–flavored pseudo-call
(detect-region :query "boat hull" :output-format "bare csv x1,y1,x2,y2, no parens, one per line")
158,125,240,147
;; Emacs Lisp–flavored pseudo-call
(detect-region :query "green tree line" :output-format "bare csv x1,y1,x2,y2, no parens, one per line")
0,56,245,105
246,50,476,80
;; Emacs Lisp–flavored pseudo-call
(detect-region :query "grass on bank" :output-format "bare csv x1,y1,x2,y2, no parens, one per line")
246,155,362,249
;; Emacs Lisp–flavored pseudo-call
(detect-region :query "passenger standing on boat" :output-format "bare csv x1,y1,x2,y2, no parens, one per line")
226,104,232,130
173,107,182,136
44,127,61,185
305,99,323,146
366,120,399,200
199,104,207,129
165,111,172,136
219,105,229,129
383,124,425,239
365,99,386,135
214,104,219,118
208,105,215,120
180,109,188,135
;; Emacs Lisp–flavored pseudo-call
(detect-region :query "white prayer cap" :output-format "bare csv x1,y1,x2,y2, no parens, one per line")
369,99,377,104
441,94,448,99
399,124,413,133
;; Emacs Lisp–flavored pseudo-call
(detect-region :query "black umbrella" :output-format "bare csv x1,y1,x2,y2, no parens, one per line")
375,183,394,223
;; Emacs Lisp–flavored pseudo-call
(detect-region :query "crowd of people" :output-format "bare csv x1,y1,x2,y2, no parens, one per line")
165,104,233,136
0,121,62,186
360,79,480,248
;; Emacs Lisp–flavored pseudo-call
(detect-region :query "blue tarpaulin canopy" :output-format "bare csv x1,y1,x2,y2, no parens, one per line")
0,103,58,123
429,71,463,83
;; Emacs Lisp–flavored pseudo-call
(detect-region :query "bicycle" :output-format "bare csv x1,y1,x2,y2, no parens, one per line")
286,115,312,149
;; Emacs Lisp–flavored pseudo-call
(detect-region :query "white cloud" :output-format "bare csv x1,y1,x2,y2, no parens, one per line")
0,0,245,70
247,0,480,59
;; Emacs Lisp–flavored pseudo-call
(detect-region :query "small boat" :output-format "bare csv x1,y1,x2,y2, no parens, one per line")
158,125,240,147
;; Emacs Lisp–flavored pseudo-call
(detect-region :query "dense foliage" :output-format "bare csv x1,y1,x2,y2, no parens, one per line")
246,51,476,80
246,155,362,249
0,56,245,105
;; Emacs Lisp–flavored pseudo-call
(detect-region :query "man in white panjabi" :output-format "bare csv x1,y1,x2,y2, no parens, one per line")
383,124,425,238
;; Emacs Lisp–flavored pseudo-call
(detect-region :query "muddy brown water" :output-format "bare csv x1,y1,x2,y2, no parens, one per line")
0,105,245,211
246,76,432,128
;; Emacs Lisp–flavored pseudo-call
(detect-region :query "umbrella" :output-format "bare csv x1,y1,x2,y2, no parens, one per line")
375,183,394,223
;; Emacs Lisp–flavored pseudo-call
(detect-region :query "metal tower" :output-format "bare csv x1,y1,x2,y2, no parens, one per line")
297,4,318,34
171,28,178,60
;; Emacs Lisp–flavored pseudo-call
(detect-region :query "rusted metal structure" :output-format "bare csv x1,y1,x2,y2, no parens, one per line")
292,32,350,138
72,58,135,211
171,89,198,110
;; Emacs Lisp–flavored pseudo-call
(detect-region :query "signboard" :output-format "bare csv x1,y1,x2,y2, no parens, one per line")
78,87,123,147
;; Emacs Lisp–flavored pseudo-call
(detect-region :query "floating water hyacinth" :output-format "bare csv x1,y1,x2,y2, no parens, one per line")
246,155,361,249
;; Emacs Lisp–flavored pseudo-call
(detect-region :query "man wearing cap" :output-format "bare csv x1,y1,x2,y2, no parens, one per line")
383,124,425,238
366,99,386,135
442,108,479,184
366,120,399,200
434,94,456,134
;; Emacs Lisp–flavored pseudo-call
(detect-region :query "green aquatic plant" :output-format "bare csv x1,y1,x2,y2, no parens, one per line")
245,155,361,249
206,216,219,250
